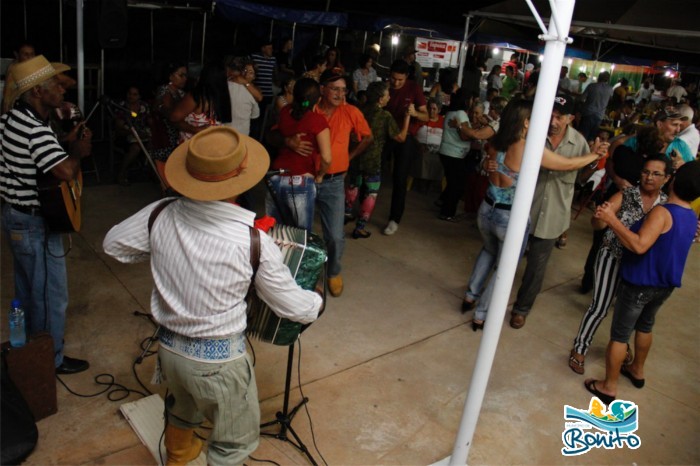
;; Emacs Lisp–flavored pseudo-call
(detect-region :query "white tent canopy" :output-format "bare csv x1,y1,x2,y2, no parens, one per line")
471,0,700,55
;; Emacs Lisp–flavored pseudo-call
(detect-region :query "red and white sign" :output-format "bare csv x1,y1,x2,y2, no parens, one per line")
415,37,461,69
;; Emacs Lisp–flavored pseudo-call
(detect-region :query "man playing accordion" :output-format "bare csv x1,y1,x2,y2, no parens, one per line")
104,126,323,465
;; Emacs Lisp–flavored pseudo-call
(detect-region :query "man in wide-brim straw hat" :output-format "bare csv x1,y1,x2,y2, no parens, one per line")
103,126,323,465
1,55,92,374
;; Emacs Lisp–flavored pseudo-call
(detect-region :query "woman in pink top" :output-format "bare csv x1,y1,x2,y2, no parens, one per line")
171,62,231,143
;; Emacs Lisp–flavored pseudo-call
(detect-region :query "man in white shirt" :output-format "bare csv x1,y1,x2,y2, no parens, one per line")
103,126,323,466
667,79,688,104
634,78,655,105
225,56,261,136
677,104,699,157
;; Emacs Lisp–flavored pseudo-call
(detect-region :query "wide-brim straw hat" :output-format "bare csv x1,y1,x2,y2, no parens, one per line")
7,55,70,105
165,126,270,201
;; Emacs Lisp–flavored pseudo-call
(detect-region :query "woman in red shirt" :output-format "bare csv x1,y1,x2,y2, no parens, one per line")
266,78,331,231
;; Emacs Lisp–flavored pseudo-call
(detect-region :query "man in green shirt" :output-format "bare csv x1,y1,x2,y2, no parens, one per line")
500,66,519,100
510,95,590,329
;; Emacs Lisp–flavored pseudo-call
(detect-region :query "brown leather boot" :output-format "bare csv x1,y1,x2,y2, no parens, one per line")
164,424,203,466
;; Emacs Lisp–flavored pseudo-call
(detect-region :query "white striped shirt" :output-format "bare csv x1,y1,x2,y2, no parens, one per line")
251,53,277,98
103,198,322,338
0,104,68,206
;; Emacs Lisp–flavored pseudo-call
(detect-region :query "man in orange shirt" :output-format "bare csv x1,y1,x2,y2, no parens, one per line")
283,70,372,297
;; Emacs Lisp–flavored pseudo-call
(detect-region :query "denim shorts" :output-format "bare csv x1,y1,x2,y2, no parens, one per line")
610,280,674,342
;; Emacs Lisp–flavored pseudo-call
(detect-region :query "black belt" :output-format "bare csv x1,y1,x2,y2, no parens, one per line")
9,204,43,216
322,171,346,180
485,196,512,211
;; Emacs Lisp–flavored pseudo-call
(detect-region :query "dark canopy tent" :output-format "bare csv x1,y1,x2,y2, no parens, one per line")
213,0,348,72
347,13,465,41
215,0,347,27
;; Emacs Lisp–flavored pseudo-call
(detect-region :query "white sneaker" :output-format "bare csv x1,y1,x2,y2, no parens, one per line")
383,220,399,235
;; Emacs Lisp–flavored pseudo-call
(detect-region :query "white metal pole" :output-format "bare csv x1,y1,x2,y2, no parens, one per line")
76,0,85,112
201,11,207,67
592,39,603,79
457,15,471,88
150,10,155,63
446,1,576,464
23,0,28,38
59,0,64,62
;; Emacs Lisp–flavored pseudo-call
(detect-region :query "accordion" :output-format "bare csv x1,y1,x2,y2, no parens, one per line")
246,225,326,346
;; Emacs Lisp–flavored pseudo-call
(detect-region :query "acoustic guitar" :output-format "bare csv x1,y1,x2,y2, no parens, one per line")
36,170,83,233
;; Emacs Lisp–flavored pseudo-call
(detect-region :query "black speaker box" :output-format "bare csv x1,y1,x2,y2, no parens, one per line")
99,0,128,49
2,333,57,421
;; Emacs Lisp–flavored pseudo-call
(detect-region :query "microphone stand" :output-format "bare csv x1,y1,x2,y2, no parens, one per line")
101,97,166,188
259,169,319,466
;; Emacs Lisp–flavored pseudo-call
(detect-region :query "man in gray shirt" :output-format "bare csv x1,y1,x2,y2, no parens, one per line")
577,71,613,141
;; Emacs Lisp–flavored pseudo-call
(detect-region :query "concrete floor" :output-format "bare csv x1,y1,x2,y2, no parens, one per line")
1,173,698,465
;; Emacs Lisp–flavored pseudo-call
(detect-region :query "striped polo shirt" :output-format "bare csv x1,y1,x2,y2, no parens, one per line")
0,104,68,207
250,53,277,98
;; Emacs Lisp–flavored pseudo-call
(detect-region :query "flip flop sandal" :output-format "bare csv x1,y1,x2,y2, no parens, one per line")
584,379,615,405
569,350,585,375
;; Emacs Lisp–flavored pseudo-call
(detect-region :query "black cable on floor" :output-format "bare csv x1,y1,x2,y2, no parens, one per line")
56,371,148,401
57,318,160,401
296,339,328,466
248,455,281,465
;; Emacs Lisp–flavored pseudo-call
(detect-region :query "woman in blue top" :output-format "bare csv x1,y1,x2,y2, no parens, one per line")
584,161,700,404
463,99,607,330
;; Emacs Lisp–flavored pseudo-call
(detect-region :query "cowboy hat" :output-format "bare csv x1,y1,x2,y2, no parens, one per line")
165,126,270,201
7,55,70,105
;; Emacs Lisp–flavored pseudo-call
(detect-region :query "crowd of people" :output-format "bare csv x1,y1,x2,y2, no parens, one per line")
2,37,699,465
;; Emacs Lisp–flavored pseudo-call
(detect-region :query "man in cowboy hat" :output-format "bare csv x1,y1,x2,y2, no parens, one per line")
103,126,323,465
1,55,92,374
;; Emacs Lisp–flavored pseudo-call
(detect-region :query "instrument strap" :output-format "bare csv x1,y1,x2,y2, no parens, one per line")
247,227,260,296
147,198,177,235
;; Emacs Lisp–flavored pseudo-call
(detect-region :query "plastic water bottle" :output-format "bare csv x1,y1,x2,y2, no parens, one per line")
9,299,26,348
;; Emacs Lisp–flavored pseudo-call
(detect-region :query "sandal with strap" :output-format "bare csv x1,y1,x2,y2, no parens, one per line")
568,350,585,375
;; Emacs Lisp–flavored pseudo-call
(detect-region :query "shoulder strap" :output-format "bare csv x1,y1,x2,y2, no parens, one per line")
148,199,177,236
247,226,261,297
249,226,260,279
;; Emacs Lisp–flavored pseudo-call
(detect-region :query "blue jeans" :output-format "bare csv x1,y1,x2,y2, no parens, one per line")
265,174,317,232
466,201,527,322
315,175,345,277
2,204,68,367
